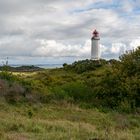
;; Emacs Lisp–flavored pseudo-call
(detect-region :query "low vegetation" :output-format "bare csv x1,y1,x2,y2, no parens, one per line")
0,65,43,72
0,99,140,140
0,47,140,139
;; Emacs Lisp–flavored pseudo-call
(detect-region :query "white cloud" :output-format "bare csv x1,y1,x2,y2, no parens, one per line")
32,39,91,57
130,38,140,50
111,43,126,54
0,0,140,64
120,0,134,13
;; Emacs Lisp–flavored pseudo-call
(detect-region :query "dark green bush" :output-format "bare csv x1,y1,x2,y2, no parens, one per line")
63,59,107,74
50,82,94,103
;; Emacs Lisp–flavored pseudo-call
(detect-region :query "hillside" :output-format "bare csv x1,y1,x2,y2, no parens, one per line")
0,65,44,72
0,98,140,140
0,47,140,139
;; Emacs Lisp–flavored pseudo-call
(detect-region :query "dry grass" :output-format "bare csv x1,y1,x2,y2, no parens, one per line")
0,99,140,140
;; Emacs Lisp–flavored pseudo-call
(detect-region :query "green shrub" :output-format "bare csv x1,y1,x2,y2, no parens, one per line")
63,59,106,73
44,82,95,105
0,71,17,82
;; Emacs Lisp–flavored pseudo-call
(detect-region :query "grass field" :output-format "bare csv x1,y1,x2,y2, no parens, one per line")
0,56,140,140
0,98,140,140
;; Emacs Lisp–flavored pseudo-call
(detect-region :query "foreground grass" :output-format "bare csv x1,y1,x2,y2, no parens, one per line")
0,99,140,140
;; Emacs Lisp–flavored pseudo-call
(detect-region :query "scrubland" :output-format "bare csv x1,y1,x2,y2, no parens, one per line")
0,47,140,140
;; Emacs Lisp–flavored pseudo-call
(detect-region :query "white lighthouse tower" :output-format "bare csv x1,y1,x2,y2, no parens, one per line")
91,29,100,60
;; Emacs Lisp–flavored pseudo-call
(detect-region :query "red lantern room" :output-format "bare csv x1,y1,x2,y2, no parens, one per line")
93,29,99,37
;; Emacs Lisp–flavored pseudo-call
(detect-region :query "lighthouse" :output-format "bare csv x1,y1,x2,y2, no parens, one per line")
91,29,100,60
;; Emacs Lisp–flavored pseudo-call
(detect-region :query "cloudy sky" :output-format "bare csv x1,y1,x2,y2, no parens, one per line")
0,0,140,65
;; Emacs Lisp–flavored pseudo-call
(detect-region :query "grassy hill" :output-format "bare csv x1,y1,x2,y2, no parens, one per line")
0,47,140,139
0,65,43,72
0,98,140,140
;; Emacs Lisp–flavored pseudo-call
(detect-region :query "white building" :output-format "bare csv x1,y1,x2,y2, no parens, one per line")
91,29,100,60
